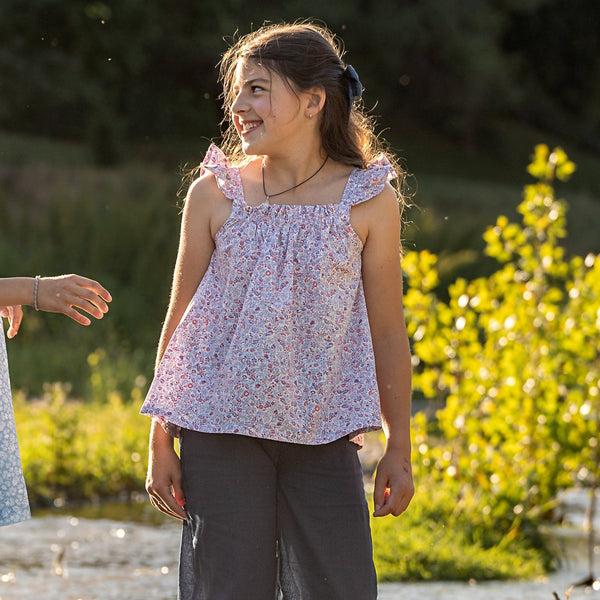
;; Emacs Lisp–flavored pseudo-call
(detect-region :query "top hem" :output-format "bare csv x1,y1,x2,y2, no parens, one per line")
141,412,381,447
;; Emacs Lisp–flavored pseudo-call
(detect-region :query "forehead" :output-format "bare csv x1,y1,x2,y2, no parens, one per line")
233,58,271,85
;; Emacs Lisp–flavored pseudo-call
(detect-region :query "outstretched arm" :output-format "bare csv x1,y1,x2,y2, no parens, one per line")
358,183,414,517
0,275,112,338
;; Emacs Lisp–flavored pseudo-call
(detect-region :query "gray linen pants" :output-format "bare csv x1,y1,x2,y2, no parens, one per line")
178,430,377,600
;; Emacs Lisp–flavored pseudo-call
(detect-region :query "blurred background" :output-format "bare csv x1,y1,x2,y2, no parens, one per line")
1,0,599,397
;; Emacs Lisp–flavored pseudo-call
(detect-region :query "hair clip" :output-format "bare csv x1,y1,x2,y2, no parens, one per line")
343,64,363,106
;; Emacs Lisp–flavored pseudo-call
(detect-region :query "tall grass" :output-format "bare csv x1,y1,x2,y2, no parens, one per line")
14,384,149,506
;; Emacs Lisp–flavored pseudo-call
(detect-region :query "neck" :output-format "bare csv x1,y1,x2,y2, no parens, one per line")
262,152,329,202
262,148,327,186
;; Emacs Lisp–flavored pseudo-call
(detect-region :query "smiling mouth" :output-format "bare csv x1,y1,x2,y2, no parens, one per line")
240,120,262,135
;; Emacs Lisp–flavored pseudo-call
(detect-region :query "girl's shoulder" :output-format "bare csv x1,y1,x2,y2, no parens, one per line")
199,144,236,181
184,147,240,239
192,144,244,205
345,155,397,207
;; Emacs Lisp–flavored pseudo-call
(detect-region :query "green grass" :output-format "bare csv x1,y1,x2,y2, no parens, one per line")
13,390,554,582
370,490,553,582
14,385,150,507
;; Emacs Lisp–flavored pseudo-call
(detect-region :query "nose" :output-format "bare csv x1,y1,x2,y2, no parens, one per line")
231,90,248,115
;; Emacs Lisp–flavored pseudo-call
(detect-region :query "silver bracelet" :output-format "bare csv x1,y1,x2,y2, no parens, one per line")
33,275,41,311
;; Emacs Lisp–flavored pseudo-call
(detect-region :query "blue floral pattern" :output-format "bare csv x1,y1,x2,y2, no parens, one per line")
0,322,30,526
141,145,396,445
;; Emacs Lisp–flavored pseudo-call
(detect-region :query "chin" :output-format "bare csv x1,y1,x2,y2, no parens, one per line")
240,140,265,157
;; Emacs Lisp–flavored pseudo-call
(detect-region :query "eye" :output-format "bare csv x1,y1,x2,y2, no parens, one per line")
250,85,265,93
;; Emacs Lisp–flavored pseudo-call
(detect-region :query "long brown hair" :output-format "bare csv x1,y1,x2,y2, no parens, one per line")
217,21,407,203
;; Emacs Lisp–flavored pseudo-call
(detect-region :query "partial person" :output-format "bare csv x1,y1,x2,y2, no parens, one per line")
0,274,111,526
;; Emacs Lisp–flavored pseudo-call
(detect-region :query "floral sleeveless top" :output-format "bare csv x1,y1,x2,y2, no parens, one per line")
141,145,396,445
0,322,30,525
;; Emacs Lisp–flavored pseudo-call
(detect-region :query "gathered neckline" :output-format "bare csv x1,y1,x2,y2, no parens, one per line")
200,144,395,213
239,165,359,210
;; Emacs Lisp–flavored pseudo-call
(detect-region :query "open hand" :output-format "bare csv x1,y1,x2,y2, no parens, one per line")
36,274,112,325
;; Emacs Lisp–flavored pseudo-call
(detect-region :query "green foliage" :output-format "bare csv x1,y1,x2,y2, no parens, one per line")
0,159,183,395
15,384,150,506
370,479,553,581
15,379,551,581
0,1,599,153
404,146,599,556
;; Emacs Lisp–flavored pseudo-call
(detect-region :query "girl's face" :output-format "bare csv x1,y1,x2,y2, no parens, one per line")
230,59,308,156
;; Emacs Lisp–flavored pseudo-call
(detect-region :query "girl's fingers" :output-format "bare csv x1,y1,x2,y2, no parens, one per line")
45,292,109,323
70,275,112,303
78,285,111,313
374,482,413,518
38,276,111,319
373,488,392,517
63,306,93,326
69,297,106,320
65,288,110,318
3,306,23,338
81,280,112,303
150,496,177,519
372,470,389,514
149,490,186,521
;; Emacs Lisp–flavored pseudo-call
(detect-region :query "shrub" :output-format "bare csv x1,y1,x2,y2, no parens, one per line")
15,383,150,506
405,145,598,552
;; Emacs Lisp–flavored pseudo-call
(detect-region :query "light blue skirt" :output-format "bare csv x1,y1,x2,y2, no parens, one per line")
0,323,30,526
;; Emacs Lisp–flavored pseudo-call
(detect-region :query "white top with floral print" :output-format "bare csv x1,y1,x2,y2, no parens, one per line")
141,145,396,445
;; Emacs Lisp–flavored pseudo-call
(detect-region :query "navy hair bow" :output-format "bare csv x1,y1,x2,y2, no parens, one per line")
344,64,363,106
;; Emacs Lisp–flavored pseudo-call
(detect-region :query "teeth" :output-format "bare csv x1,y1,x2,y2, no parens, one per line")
242,122,261,133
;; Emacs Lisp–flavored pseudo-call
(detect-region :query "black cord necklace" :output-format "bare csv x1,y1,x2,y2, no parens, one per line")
262,155,329,204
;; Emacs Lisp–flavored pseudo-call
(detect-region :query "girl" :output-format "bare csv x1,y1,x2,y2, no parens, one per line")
141,21,413,600
1,274,112,526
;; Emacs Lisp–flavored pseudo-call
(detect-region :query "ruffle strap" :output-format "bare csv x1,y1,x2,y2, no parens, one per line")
344,155,397,207
199,144,244,205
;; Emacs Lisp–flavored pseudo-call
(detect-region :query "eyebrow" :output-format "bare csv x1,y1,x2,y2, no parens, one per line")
231,76,271,97
245,77,270,87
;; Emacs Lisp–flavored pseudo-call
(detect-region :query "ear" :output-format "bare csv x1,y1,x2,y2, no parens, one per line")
304,86,326,119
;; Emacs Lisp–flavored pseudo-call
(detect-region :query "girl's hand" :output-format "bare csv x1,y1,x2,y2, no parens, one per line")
37,274,112,325
145,426,187,521
0,305,23,338
372,446,414,518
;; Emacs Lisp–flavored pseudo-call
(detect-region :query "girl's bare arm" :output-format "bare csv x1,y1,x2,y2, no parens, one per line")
0,275,111,338
145,173,224,520
359,183,414,517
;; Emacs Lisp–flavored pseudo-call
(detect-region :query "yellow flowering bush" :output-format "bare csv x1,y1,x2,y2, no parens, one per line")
405,146,598,547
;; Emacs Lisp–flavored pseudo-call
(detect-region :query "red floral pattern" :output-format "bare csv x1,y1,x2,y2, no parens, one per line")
140,145,396,445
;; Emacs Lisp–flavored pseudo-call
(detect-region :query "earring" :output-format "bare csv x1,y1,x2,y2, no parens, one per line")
309,112,313,119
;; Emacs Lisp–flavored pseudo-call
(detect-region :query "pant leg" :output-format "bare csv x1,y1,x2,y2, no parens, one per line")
275,437,378,600
179,430,279,600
